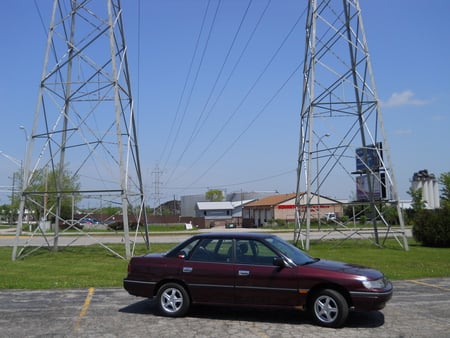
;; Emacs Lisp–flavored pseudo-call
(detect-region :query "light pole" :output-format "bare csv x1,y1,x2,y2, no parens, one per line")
19,125,29,187
19,125,29,155
0,151,22,214
19,126,31,230
316,133,330,230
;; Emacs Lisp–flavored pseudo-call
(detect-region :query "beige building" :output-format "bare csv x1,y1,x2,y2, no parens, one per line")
243,193,343,227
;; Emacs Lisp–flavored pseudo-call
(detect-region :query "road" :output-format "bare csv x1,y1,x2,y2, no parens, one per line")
0,278,448,337
0,225,412,248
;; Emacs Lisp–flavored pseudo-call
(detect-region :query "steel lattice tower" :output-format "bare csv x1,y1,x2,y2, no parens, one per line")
12,0,148,260
294,0,408,250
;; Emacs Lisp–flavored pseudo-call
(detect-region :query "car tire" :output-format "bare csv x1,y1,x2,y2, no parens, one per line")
156,283,190,317
311,289,349,328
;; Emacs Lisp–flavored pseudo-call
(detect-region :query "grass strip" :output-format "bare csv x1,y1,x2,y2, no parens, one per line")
0,239,448,289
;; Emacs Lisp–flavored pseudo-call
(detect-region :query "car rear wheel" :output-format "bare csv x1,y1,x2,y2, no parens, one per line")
311,289,348,328
156,283,190,317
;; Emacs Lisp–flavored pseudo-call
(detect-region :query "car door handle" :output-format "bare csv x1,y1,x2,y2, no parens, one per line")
183,267,193,273
238,270,250,276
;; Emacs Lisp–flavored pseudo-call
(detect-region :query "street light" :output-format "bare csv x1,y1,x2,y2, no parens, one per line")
18,126,30,231
18,125,29,184
316,133,330,230
0,151,22,218
19,125,29,141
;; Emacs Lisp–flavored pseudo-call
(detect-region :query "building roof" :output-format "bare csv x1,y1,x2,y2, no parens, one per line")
197,199,255,211
244,193,296,208
197,201,233,211
231,199,256,208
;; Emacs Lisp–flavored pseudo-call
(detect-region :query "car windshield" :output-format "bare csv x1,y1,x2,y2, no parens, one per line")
265,236,316,265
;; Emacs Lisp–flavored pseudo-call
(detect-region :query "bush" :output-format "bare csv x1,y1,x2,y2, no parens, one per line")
107,221,138,231
274,219,287,227
412,207,450,247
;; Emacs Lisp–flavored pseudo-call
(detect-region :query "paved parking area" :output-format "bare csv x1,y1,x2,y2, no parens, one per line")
1,278,449,337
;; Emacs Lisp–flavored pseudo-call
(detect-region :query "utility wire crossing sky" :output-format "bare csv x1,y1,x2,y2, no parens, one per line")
0,0,449,206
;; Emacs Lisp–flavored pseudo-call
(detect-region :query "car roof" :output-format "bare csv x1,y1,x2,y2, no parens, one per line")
165,232,281,258
191,232,276,240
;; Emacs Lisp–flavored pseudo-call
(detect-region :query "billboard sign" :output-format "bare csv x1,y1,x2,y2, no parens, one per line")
356,173,387,201
355,143,382,172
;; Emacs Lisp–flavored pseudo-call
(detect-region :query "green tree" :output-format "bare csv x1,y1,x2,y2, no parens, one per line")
439,172,450,208
0,204,14,224
383,205,399,225
101,206,122,217
205,189,224,202
15,167,81,221
407,187,425,212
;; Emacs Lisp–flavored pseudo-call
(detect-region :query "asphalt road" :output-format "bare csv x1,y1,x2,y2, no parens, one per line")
1,278,449,337
0,226,412,248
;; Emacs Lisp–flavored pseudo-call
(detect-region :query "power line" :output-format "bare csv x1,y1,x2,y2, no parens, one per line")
164,0,255,184
175,4,307,188
159,0,217,169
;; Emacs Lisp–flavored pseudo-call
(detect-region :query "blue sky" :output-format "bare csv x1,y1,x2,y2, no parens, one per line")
0,0,449,206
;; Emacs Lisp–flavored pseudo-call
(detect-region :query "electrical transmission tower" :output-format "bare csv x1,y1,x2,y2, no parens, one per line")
294,0,408,250
151,165,163,215
12,0,148,260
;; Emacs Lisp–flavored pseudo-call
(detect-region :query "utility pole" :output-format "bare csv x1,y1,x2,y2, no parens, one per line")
294,0,408,251
12,0,148,260
152,165,163,215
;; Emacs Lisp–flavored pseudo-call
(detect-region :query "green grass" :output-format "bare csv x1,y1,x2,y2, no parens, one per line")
307,239,450,280
0,239,448,289
148,224,188,232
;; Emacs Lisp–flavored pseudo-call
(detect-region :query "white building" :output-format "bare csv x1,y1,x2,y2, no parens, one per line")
411,169,440,209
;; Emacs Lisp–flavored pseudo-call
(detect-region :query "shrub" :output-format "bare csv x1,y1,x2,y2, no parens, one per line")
107,221,138,231
274,219,287,227
412,207,450,247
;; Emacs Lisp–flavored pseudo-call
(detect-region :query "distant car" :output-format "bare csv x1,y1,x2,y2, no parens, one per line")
324,212,337,221
62,219,84,229
79,217,100,224
123,233,392,328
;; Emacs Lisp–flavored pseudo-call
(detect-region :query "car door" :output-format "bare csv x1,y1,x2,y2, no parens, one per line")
181,238,235,305
233,239,300,307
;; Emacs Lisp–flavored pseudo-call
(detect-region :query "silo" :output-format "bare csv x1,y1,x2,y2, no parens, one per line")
410,170,440,209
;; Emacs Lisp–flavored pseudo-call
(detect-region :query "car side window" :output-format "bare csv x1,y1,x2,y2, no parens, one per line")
236,239,278,265
177,239,200,258
189,239,233,263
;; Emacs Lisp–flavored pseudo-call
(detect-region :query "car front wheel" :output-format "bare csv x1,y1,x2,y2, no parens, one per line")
311,289,349,328
156,283,190,317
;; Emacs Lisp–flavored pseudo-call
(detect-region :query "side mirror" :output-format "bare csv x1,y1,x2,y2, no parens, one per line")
273,257,286,267
177,250,187,259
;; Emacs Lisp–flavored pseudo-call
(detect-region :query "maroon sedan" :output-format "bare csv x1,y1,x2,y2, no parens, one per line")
123,233,392,327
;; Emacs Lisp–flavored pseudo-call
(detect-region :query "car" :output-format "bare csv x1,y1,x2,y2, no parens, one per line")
123,233,392,328
79,217,100,224
324,212,337,221
61,219,84,230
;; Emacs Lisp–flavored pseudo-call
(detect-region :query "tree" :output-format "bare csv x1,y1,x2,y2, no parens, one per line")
14,167,81,221
439,172,450,208
383,205,399,225
407,187,425,212
0,204,14,224
413,208,450,247
205,189,224,202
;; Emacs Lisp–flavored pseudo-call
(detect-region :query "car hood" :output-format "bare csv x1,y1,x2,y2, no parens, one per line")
307,259,383,279
143,252,166,258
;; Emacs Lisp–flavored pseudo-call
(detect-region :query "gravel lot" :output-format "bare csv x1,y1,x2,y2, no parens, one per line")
1,278,449,337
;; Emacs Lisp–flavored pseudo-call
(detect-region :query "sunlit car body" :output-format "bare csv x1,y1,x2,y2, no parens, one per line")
123,233,392,327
